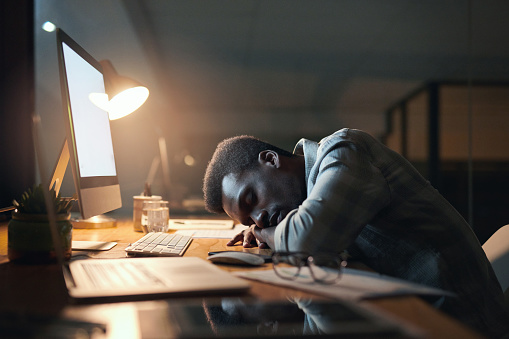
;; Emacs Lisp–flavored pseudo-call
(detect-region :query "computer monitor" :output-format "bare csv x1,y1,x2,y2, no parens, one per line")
51,29,122,220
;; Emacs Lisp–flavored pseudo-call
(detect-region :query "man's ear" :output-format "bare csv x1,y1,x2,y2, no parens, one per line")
258,150,280,168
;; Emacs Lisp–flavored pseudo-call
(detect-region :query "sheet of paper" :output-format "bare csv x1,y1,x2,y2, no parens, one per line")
234,267,456,300
175,224,247,239
72,241,117,251
168,219,234,230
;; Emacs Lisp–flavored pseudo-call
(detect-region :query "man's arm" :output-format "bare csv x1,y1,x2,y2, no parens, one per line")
274,143,390,254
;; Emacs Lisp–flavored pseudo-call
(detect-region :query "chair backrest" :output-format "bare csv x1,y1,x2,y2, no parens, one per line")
483,224,509,293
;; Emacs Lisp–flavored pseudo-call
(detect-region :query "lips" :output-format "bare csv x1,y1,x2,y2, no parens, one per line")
269,210,287,226
269,211,279,227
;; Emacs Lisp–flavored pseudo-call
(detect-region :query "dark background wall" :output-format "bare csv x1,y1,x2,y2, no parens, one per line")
0,0,35,220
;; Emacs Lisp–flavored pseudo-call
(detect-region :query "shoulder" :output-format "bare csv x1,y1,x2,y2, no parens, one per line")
320,129,384,153
317,128,373,151
324,128,376,142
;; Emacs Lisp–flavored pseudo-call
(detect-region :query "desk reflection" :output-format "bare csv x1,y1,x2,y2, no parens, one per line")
144,297,418,338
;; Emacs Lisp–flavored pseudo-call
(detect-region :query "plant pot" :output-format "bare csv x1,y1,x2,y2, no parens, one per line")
8,212,73,264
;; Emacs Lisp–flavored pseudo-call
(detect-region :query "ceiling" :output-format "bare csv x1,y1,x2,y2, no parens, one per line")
120,0,509,134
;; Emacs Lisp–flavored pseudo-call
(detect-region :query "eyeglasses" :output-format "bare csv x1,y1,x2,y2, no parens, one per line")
272,252,347,284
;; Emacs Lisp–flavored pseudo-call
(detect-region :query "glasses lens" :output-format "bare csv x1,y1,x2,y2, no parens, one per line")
272,253,306,280
308,254,344,283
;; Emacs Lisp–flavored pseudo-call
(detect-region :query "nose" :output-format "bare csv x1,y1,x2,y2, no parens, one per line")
251,210,269,229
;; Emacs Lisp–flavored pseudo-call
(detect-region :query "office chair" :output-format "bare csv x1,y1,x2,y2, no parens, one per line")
483,224,509,297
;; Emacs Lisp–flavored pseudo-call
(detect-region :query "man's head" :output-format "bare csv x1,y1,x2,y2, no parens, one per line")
203,136,306,227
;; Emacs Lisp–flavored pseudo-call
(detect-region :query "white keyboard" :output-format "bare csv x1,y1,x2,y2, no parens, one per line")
125,232,192,257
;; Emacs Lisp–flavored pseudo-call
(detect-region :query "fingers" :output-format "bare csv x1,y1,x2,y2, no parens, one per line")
242,228,257,248
226,232,244,246
226,228,256,247
226,226,259,248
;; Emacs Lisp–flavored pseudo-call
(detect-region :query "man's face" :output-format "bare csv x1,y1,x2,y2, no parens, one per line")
221,164,305,228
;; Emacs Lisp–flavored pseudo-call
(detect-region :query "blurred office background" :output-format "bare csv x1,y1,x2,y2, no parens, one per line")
1,0,509,243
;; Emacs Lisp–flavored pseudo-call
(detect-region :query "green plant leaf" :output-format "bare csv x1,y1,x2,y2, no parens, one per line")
14,184,77,215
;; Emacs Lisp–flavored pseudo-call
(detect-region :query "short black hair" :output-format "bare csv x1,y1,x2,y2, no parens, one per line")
202,135,293,213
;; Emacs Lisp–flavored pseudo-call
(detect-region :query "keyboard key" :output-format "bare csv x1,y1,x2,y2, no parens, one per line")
153,245,166,253
168,236,181,247
177,236,191,247
160,236,173,246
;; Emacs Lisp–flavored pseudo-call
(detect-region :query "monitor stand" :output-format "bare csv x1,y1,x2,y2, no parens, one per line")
70,214,116,228
50,140,116,229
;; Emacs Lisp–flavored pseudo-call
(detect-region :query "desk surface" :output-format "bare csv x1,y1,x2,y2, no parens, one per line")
0,218,482,339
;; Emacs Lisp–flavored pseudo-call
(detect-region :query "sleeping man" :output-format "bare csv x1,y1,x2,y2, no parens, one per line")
202,128,509,338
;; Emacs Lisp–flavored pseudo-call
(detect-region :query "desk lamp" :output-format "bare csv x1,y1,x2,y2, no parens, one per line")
89,60,150,120
99,60,149,120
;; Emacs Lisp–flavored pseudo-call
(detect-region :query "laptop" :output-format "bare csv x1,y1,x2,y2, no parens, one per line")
32,116,250,302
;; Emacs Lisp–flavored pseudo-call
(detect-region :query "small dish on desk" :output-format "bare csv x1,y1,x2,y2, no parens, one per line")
207,251,266,266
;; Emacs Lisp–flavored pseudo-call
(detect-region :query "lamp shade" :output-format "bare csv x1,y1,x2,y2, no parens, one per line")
99,59,149,120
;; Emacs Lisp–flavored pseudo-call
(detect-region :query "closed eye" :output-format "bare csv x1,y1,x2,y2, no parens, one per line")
245,189,257,207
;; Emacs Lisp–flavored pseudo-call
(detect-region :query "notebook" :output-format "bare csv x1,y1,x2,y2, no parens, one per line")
32,116,250,301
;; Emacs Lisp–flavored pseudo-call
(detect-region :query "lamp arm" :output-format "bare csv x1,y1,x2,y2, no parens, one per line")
50,139,70,196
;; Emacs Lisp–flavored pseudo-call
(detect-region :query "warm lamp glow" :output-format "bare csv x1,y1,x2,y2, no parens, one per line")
108,86,149,120
98,59,149,120
89,93,110,112
184,154,196,166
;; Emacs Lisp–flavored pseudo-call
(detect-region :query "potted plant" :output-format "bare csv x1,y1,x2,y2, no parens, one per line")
8,184,76,264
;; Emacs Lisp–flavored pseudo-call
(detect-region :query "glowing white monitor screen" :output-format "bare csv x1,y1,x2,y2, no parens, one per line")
62,43,117,178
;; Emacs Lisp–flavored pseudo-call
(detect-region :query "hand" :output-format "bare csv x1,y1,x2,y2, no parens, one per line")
227,225,271,248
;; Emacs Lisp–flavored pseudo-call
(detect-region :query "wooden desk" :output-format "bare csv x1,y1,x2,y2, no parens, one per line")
0,219,483,338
